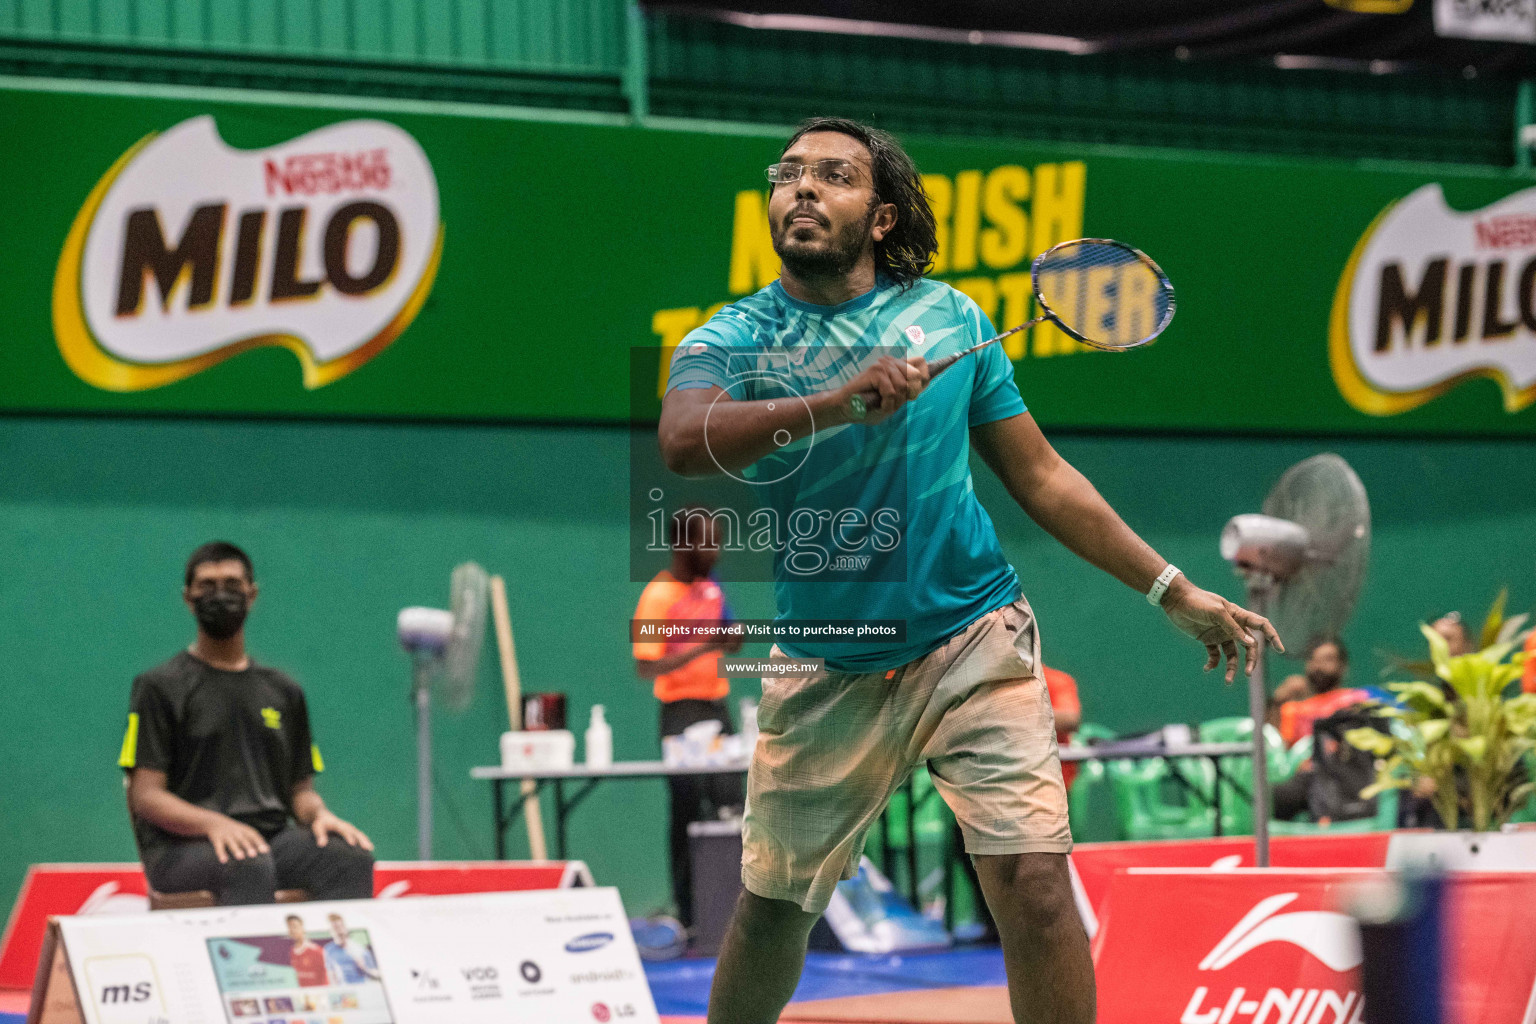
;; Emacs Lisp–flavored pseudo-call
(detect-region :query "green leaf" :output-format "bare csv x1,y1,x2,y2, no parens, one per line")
1446,655,1488,700
1505,694,1536,713
1479,640,1517,666
1346,728,1396,756
1377,655,1439,683
1361,778,1410,799
1421,623,1453,680
1505,781,1536,812
1505,695,1536,736
1480,587,1508,650
1456,736,1488,763
1389,682,1451,715
1496,613,1530,646
1418,719,1451,745
1497,740,1534,778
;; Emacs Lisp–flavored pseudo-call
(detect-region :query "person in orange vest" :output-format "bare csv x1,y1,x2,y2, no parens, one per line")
1272,638,1377,747
1042,666,1082,788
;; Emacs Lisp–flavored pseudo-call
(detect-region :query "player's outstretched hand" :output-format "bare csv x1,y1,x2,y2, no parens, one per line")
1160,577,1283,684
840,356,930,425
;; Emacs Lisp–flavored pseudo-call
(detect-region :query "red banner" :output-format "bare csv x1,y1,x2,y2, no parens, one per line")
0,860,591,989
1070,833,1393,924
1093,868,1536,1024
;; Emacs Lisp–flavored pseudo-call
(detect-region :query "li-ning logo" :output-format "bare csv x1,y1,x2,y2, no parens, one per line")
1178,894,1364,1024
54,115,443,392
564,932,615,953
1331,182,1536,415
1200,893,1361,972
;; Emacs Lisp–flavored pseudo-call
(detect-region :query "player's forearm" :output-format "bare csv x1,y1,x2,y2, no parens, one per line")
1019,458,1169,594
131,784,232,838
290,784,326,825
659,389,851,476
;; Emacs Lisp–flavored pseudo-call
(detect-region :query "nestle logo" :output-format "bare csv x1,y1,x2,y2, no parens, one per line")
1474,214,1536,250
565,932,615,953
264,149,391,197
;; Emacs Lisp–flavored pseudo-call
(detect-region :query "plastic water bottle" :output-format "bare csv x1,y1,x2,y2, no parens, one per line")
585,704,613,769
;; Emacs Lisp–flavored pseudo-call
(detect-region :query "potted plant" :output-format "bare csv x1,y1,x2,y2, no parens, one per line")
1347,623,1536,831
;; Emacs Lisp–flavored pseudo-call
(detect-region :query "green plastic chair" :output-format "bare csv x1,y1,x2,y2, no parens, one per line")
1197,717,1289,836
1106,756,1217,840
1284,734,1314,777
875,765,956,904
1067,723,1122,843
1270,788,1399,835
879,765,955,847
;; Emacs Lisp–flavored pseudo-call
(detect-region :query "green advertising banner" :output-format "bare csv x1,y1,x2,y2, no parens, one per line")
4,77,1536,434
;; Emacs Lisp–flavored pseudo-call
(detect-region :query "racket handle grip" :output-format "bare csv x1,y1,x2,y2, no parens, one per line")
853,350,963,411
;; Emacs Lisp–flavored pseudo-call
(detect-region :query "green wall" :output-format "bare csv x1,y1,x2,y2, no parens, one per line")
1,414,1532,916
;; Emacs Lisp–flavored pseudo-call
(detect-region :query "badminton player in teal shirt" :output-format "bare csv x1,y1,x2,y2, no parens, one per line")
658,117,1281,1024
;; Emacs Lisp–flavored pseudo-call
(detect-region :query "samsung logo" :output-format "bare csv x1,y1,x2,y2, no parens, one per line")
564,932,615,953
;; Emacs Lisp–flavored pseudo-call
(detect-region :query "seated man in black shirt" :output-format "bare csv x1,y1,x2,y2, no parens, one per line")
119,541,375,905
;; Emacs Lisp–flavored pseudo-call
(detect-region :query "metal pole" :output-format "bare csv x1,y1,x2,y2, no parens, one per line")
1246,583,1272,868
415,660,433,861
492,779,505,860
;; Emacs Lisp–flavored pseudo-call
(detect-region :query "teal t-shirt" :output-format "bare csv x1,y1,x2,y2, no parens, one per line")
667,276,1026,671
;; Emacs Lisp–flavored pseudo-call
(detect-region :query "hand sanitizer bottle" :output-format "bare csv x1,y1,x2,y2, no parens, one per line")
585,704,613,769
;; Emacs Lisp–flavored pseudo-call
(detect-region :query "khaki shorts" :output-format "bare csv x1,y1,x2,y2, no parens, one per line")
741,598,1072,914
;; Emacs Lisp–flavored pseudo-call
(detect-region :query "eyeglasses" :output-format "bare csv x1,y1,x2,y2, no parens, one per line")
188,579,249,596
765,159,862,188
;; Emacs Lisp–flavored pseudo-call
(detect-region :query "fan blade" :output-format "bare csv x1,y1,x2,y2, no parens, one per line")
1259,454,1371,659
443,561,489,711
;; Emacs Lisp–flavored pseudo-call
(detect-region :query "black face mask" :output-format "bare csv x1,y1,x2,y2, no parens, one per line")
193,592,249,639
1307,668,1342,693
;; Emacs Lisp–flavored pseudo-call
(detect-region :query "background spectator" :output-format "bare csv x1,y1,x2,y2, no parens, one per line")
120,541,374,905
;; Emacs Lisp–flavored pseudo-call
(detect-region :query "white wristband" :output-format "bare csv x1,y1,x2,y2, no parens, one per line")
1147,564,1182,606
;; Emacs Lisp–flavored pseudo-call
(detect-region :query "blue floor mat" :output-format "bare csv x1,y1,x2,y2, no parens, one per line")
644,947,1007,1017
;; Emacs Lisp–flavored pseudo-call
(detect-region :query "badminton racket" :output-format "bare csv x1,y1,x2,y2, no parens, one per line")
858,237,1175,410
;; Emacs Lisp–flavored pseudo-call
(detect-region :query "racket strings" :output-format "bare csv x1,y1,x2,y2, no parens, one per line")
1033,240,1173,350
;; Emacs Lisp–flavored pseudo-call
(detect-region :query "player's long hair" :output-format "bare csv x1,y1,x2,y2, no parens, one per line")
780,117,938,289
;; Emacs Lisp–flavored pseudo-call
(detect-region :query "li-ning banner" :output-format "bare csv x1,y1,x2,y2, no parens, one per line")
3,78,1536,435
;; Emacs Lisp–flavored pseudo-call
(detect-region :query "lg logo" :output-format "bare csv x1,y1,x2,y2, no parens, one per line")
520,961,542,984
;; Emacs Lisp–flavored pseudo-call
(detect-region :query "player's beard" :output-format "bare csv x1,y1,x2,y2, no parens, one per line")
772,203,876,281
